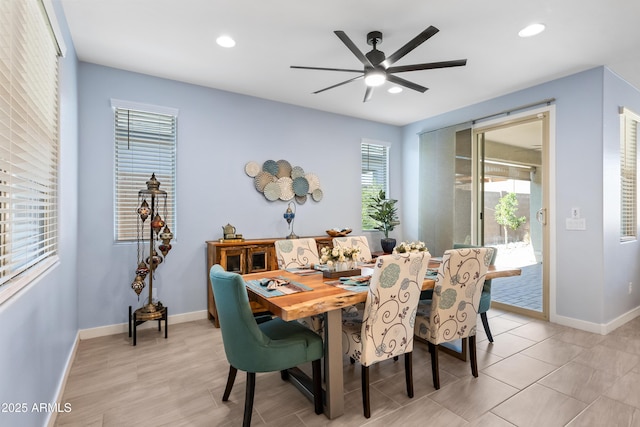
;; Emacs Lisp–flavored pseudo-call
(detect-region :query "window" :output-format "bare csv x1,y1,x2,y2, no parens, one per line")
361,141,389,230
620,107,640,241
113,102,177,242
0,0,61,301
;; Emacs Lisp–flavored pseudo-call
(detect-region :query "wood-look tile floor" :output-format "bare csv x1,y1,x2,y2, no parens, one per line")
55,311,640,426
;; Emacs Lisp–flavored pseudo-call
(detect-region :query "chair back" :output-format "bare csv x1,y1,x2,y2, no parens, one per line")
420,248,491,345
209,265,273,372
453,243,497,313
333,236,373,262
354,251,431,366
274,238,319,269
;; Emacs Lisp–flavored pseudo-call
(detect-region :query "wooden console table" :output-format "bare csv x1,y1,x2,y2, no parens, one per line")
206,236,333,327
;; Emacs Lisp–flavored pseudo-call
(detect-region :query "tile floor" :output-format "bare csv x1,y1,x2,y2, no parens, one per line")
55,310,640,426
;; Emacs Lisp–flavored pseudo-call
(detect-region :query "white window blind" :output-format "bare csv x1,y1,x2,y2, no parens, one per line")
0,0,60,293
621,107,639,241
361,142,389,230
114,106,177,242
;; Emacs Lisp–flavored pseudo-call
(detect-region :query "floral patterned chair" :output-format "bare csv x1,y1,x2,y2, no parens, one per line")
414,247,491,389
342,252,431,418
274,238,319,269
274,238,323,334
332,235,373,263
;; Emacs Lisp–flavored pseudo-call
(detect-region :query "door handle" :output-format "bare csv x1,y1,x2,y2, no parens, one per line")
536,208,547,225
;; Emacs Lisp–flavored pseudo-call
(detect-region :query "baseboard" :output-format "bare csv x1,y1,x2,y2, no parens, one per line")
47,331,80,427
552,305,640,335
78,309,209,340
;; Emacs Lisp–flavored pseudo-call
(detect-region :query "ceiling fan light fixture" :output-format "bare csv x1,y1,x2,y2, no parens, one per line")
216,35,236,48
518,23,545,38
364,69,386,87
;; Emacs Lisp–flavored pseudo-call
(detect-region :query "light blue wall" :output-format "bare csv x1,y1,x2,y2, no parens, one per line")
0,1,79,426
76,64,402,329
402,67,640,326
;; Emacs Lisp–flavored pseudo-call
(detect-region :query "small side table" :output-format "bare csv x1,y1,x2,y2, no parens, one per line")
129,304,168,346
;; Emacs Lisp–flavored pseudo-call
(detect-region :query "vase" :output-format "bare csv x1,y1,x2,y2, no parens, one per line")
335,261,348,272
381,238,396,254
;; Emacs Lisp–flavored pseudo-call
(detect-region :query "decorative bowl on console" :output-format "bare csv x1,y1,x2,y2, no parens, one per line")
326,228,352,237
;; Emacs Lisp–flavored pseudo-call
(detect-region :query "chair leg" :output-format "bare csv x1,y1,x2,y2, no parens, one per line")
312,359,323,415
469,335,479,378
428,342,440,390
404,352,414,398
243,372,256,427
222,365,238,401
361,365,371,418
480,312,494,342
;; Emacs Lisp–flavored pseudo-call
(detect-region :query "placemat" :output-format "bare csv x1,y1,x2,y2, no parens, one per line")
325,279,370,293
245,276,313,298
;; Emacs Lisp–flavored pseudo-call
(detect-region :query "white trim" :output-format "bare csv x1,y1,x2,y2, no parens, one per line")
41,0,67,57
78,310,208,340
361,137,391,148
110,99,179,117
46,331,79,427
0,258,59,306
553,305,640,335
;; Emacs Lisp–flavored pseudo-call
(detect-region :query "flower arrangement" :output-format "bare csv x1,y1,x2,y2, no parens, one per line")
392,241,428,254
320,246,360,266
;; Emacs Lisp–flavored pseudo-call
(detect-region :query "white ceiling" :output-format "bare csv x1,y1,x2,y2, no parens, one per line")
60,0,640,126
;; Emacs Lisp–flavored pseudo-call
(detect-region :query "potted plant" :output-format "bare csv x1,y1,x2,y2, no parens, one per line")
368,190,400,253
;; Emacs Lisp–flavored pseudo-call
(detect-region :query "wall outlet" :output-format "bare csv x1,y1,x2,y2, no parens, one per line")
629,282,633,295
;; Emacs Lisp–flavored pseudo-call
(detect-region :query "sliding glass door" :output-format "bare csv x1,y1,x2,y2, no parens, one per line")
474,113,549,320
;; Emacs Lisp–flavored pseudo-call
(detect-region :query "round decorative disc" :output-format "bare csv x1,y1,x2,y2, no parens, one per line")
254,171,275,192
305,173,320,193
291,165,305,179
276,160,292,178
244,161,260,177
311,188,323,202
295,194,307,204
292,176,309,196
277,176,294,200
262,160,279,176
263,182,281,201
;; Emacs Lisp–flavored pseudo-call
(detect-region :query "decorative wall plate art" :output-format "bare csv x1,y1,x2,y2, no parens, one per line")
246,159,323,204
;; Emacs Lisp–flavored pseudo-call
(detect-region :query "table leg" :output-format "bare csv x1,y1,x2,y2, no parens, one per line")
323,309,344,418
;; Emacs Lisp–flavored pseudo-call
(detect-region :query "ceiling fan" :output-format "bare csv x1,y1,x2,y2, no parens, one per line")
291,26,467,102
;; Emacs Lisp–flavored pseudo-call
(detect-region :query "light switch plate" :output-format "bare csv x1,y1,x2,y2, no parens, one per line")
566,218,586,230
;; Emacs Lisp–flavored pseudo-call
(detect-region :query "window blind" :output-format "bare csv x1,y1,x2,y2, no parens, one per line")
621,107,639,241
0,0,59,290
114,107,177,242
361,142,389,230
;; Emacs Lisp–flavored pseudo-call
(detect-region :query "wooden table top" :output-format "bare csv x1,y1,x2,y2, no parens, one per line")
243,262,521,322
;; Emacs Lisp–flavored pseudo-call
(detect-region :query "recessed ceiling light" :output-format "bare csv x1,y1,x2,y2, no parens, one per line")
388,86,403,94
216,35,236,48
518,23,545,38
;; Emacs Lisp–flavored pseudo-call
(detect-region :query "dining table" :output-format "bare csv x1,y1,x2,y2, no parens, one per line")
242,260,521,419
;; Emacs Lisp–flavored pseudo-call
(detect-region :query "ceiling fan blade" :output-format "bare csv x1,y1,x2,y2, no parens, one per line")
291,65,364,73
387,59,467,73
334,31,373,67
383,26,439,67
386,74,428,93
313,75,363,94
363,86,374,103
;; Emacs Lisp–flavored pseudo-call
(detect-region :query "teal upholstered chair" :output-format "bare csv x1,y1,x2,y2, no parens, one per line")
342,252,431,418
453,243,498,342
414,248,491,389
209,265,323,426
